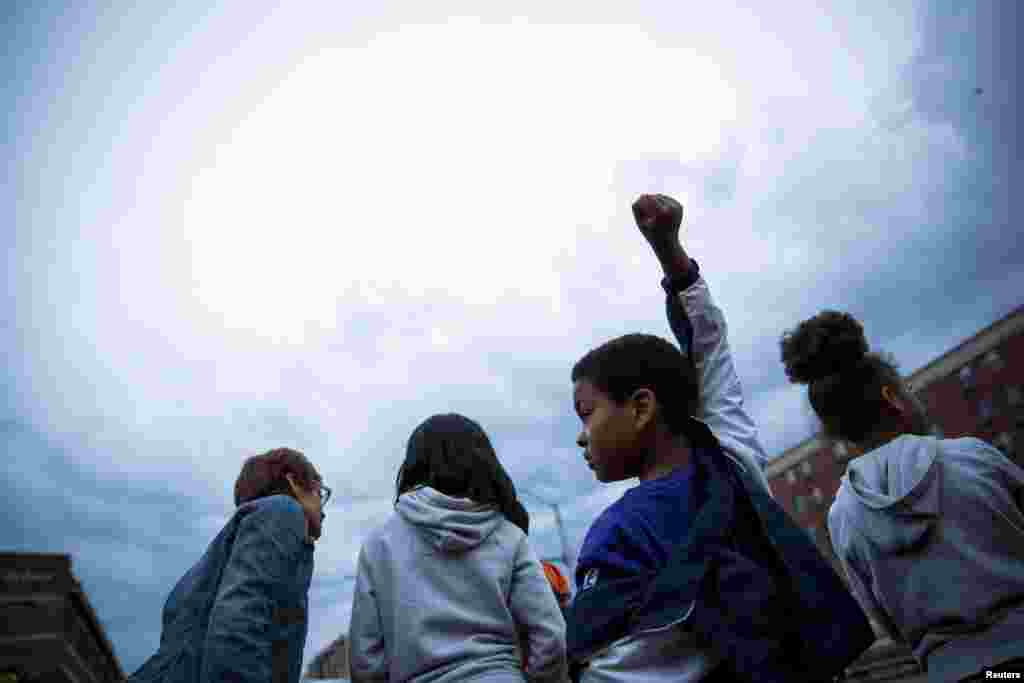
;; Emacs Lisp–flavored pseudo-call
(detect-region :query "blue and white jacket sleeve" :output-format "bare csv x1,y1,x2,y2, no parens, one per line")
666,262,773,497
202,496,310,683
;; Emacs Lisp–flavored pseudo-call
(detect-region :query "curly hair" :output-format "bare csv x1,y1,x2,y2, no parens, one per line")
571,333,699,436
396,414,530,534
234,447,320,507
780,311,903,444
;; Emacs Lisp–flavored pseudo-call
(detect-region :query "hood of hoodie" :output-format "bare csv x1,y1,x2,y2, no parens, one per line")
840,434,942,554
395,486,505,553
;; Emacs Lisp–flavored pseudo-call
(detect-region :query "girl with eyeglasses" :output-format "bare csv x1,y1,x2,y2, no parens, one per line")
128,447,327,683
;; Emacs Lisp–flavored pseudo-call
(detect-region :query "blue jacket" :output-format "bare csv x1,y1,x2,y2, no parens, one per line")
128,494,315,683
566,265,874,683
568,418,875,682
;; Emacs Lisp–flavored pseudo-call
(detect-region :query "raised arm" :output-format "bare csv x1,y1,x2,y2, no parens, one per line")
632,194,772,496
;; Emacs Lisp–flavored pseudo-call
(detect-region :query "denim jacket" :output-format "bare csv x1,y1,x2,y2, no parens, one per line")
128,494,315,683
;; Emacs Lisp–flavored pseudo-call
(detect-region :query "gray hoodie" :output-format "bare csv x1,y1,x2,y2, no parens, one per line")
349,487,567,683
828,435,1024,681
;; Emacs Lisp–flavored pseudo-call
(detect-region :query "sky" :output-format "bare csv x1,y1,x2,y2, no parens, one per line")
3,0,1021,676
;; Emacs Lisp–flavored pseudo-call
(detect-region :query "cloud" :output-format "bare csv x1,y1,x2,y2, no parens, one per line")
316,498,396,576
745,382,819,458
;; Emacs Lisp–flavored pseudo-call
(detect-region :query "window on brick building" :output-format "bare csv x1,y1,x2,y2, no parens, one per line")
786,469,797,485
978,396,994,425
800,459,813,477
1007,385,1023,408
960,364,975,391
983,349,1005,371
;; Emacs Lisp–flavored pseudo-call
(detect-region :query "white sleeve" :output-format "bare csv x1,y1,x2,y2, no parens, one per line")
673,276,773,497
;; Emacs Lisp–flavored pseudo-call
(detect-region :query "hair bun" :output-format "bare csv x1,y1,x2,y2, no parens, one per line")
780,311,869,384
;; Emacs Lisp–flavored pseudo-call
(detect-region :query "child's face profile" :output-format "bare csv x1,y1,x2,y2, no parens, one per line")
286,472,326,542
573,379,642,483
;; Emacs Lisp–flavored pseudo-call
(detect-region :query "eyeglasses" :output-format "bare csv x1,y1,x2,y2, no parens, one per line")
317,483,332,506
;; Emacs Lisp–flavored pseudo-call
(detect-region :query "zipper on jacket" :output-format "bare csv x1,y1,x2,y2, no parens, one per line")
634,600,697,635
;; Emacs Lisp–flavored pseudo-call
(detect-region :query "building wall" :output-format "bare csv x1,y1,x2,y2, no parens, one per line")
306,635,349,679
921,332,1024,465
0,554,125,683
767,440,845,551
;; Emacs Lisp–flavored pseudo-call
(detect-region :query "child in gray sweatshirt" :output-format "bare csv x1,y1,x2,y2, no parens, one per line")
782,311,1024,682
349,413,568,683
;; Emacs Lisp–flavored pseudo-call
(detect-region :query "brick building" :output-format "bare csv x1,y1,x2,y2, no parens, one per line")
305,635,349,679
766,305,1024,680
1,554,125,683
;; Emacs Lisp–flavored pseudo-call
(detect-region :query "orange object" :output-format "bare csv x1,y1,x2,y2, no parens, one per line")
541,560,570,607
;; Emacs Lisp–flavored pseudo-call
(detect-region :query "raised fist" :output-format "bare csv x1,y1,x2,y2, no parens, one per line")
632,194,683,251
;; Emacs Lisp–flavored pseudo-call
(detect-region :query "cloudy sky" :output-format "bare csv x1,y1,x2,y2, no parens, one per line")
4,0,1021,676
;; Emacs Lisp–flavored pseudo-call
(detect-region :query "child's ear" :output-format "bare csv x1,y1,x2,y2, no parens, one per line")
880,384,907,415
630,388,657,431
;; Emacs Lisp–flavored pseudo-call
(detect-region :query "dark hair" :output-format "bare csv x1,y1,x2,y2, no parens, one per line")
780,311,903,444
571,333,699,436
396,414,530,534
234,447,320,507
